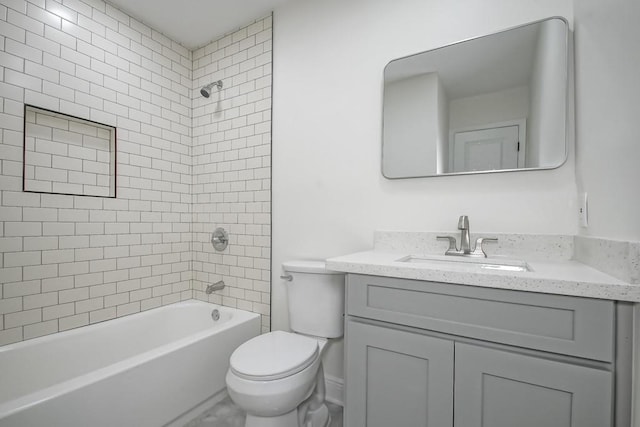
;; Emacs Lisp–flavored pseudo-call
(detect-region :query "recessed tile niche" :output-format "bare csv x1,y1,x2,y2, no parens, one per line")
23,105,117,198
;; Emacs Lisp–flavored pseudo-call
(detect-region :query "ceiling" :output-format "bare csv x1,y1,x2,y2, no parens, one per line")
105,0,292,50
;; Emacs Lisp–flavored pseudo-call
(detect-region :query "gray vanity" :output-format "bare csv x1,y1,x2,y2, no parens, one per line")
331,13,638,425
327,231,637,427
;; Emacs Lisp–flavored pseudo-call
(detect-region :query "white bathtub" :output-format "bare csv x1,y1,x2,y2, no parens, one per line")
0,300,260,427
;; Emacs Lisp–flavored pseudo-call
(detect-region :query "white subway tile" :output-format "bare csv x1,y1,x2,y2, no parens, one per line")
0,51,24,73
5,222,42,237
77,12,105,35
41,248,74,264
59,312,88,331
0,19,26,43
104,292,127,307
75,296,102,313
89,258,115,272
3,280,40,297
5,68,42,91
42,222,74,235
41,276,73,292
0,207,22,222
61,19,90,42
59,287,88,304
88,282,115,298
0,327,23,346
43,302,74,320
75,247,103,261
75,272,104,288
58,260,88,276
44,24,76,49
23,291,57,309
4,251,41,267
89,306,115,323
23,207,58,222
5,308,41,328
23,319,58,339
58,235,89,248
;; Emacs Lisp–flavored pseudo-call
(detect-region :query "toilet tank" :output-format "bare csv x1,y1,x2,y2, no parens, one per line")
283,260,345,338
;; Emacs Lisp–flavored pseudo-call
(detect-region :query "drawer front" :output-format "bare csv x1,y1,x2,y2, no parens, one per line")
347,274,614,362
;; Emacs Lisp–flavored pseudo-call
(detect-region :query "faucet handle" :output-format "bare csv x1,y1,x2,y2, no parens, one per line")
471,237,498,257
437,236,458,252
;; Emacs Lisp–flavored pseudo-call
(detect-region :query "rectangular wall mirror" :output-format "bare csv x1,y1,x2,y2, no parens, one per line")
23,105,116,197
382,17,570,179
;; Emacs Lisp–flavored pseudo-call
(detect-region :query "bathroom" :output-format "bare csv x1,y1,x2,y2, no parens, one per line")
1,0,639,425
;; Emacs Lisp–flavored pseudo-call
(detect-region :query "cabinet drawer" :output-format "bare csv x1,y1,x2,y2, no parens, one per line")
346,274,614,361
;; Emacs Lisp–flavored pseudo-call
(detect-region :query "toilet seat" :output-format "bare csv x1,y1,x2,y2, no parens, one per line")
230,331,319,381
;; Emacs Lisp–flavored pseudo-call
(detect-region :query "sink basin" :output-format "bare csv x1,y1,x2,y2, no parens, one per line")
396,255,531,272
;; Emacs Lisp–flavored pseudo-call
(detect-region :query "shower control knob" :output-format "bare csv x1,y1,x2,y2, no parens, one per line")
211,227,229,251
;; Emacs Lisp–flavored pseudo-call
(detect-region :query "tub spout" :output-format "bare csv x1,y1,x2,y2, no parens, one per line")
206,280,225,294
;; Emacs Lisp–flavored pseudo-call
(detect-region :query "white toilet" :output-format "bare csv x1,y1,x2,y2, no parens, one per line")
225,260,345,427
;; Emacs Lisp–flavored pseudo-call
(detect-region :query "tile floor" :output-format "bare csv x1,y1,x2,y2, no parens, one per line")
184,395,343,427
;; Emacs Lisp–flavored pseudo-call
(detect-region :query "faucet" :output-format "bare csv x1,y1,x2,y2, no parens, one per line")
206,280,225,294
458,215,471,254
437,215,497,257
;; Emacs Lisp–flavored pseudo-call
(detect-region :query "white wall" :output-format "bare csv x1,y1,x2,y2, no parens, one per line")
272,0,574,382
573,0,640,241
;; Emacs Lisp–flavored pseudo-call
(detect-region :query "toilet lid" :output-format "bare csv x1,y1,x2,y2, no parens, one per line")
230,331,319,381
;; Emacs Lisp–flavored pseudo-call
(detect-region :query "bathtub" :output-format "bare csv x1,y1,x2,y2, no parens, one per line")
0,300,260,427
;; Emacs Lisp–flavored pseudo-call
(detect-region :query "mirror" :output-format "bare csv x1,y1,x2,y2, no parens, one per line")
23,105,117,197
382,17,569,178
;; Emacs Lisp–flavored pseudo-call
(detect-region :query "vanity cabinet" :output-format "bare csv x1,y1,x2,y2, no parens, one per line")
344,274,631,427
346,321,453,427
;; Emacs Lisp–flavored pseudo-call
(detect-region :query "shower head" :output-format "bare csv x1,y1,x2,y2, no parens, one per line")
200,80,223,98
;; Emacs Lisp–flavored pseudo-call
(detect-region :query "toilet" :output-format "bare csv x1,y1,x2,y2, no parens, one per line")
225,260,345,427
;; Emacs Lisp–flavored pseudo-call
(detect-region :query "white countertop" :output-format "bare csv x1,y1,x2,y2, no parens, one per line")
326,250,640,302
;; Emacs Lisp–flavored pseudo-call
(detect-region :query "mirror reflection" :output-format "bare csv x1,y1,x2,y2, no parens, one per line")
382,17,569,178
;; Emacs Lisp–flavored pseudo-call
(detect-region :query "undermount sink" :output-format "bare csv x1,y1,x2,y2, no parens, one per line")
396,254,531,272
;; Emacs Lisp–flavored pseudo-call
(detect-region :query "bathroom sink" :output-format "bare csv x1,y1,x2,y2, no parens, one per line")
396,255,531,272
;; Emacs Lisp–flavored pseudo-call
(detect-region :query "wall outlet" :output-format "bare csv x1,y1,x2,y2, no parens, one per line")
578,192,589,228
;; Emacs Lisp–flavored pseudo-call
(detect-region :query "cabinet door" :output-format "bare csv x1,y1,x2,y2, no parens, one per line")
345,321,454,427
454,343,613,427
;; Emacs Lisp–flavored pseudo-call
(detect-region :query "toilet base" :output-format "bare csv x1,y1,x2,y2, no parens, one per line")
303,402,331,427
245,409,298,427
244,405,331,427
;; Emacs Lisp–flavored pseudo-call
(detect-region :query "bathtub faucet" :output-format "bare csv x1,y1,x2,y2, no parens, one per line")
206,280,225,294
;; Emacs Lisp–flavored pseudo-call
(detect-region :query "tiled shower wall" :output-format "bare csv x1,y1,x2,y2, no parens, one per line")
191,17,272,333
0,0,272,345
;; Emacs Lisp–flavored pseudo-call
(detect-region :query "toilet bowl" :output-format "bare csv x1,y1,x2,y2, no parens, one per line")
226,331,329,427
225,260,345,427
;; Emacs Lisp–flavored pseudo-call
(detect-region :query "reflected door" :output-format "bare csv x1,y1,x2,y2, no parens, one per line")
452,125,520,173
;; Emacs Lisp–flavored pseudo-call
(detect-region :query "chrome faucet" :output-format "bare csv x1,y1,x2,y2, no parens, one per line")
458,215,471,254
437,215,497,258
206,280,225,294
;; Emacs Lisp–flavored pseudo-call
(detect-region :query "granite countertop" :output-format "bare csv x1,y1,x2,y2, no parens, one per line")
326,250,640,302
